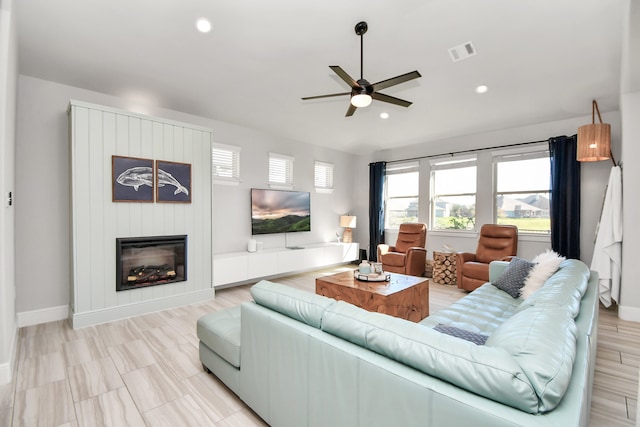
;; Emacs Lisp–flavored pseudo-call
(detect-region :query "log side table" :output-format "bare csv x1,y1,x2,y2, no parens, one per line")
432,251,457,285
315,270,429,322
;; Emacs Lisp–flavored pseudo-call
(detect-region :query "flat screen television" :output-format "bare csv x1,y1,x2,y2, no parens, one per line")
251,188,311,235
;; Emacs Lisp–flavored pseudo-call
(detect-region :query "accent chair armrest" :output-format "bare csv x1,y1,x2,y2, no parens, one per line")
406,247,427,276
377,244,391,261
455,252,477,288
456,252,477,263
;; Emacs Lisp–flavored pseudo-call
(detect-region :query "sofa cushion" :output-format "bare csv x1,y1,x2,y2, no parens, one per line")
486,304,577,412
322,301,539,413
493,257,535,298
515,259,590,318
420,283,522,336
197,306,241,368
250,280,335,329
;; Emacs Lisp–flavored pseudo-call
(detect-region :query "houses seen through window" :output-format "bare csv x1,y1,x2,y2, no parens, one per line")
495,152,550,233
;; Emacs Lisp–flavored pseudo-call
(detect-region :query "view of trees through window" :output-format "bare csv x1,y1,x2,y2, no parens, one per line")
384,163,419,228
431,161,477,230
495,155,551,233
383,150,550,234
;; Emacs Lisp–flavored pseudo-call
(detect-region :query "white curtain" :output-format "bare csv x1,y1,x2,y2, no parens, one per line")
591,166,622,307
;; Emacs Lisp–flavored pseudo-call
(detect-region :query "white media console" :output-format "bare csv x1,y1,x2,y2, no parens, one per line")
213,242,359,288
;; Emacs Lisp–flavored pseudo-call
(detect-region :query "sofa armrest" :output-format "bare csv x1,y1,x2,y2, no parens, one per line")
489,261,510,283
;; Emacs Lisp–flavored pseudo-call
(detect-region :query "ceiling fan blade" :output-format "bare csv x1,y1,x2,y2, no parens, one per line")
345,103,357,117
302,92,350,101
372,92,412,108
371,70,421,92
330,66,359,89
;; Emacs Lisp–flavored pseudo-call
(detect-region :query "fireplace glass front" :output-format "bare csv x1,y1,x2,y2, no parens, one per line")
116,235,187,291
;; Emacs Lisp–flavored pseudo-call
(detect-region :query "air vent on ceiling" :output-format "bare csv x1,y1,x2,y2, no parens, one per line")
448,41,477,62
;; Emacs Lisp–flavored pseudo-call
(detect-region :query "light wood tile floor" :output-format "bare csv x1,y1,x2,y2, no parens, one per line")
0,266,638,426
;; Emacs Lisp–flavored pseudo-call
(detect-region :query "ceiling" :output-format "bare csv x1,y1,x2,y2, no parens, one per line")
16,0,628,154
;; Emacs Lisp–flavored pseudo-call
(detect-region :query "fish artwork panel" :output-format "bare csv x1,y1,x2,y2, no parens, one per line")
155,160,192,203
112,156,154,202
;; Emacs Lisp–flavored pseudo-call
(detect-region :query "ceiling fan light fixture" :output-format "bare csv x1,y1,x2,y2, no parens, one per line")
351,94,372,108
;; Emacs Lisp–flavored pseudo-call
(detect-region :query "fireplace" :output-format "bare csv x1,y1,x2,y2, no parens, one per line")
116,235,187,291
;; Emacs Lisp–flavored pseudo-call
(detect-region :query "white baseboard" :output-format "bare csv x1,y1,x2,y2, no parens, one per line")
0,325,18,385
17,305,69,328
617,304,640,322
71,288,215,329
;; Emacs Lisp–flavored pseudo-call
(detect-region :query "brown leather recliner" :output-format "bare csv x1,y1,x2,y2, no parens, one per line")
456,224,518,291
377,223,427,277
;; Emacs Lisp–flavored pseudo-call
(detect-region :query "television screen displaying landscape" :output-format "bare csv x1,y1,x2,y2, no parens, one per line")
251,189,311,235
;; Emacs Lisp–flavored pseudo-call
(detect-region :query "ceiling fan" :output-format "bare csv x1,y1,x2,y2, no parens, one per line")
302,21,421,117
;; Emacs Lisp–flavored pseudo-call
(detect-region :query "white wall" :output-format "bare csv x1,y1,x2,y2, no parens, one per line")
616,0,639,322
0,0,18,384
360,113,621,266
211,128,356,254
620,91,640,321
15,75,358,316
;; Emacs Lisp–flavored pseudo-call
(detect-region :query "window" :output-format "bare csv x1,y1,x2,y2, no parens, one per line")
430,157,477,230
314,161,334,193
384,161,419,228
211,143,240,184
269,153,294,188
494,151,550,233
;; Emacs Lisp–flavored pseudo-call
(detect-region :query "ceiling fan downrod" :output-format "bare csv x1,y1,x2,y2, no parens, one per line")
355,21,368,80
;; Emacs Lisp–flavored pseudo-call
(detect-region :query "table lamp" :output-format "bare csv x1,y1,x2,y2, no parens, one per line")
340,215,356,243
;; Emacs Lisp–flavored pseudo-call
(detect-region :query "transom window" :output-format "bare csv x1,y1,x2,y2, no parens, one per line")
430,157,477,231
269,153,294,188
211,143,240,184
314,161,334,193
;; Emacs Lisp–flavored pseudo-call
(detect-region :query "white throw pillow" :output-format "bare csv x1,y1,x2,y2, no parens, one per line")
519,250,566,299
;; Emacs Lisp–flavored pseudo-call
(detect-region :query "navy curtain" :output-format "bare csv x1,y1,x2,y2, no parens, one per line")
369,162,386,261
549,135,581,259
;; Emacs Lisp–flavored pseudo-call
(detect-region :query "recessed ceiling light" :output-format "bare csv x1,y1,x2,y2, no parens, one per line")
380,112,389,119
195,18,212,33
475,85,488,94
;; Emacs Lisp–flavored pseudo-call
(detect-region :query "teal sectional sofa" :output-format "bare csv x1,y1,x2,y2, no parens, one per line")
198,259,598,426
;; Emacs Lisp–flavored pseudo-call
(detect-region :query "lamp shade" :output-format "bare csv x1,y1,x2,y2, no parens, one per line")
577,123,611,162
577,100,612,163
340,215,357,228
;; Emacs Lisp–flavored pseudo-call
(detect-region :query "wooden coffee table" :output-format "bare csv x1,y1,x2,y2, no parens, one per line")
315,270,429,322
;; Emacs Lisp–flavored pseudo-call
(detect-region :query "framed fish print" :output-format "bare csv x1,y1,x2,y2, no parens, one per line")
155,160,192,203
112,156,154,202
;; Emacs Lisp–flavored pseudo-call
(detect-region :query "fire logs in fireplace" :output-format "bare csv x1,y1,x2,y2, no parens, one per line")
116,235,187,291
127,264,177,284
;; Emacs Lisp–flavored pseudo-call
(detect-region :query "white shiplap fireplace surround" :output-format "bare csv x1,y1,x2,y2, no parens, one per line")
68,100,214,328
